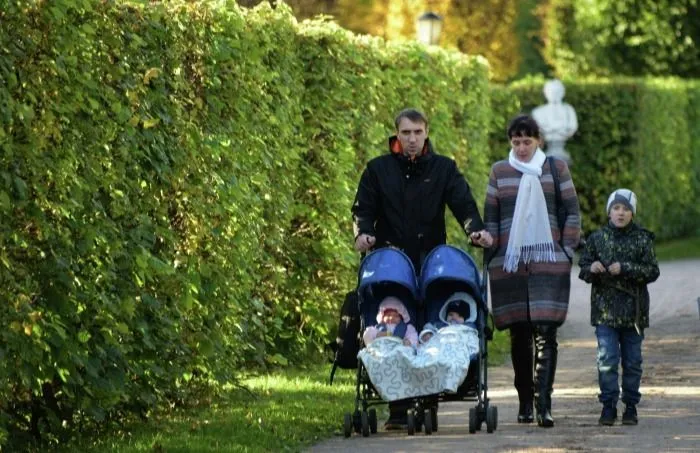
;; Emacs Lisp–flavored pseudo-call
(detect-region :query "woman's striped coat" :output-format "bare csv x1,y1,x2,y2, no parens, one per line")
484,157,581,330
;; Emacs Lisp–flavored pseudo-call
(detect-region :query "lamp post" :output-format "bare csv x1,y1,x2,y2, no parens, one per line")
416,11,443,46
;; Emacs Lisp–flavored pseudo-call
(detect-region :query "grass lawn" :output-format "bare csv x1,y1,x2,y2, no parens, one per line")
655,235,700,261
71,367,357,453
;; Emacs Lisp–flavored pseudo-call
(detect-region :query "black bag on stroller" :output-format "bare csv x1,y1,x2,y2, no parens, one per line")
328,290,361,385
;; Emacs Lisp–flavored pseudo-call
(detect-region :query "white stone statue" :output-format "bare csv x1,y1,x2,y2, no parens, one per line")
532,79,578,164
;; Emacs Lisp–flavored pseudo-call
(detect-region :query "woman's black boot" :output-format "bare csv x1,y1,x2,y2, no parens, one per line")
534,325,558,428
511,323,534,423
518,399,534,423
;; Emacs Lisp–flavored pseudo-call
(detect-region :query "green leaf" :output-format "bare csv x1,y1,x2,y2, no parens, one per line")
0,191,11,212
13,176,27,200
78,330,91,343
267,353,288,366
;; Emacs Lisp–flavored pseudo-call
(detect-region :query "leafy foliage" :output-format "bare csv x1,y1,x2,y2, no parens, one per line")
0,1,490,447
544,0,700,78
267,0,522,81
437,0,520,82
513,0,553,79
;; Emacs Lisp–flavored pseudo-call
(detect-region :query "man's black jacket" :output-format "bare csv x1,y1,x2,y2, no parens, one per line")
352,137,485,272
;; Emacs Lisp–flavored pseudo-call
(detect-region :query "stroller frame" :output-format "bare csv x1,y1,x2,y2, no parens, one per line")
344,248,419,437
342,245,498,437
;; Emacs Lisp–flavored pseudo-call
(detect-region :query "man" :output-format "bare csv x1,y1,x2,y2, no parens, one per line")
351,108,492,429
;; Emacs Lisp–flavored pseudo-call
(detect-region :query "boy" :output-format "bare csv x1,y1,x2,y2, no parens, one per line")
578,189,660,426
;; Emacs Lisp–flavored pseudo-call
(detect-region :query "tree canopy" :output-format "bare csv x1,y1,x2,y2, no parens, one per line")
240,0,699,79
544,0,700,78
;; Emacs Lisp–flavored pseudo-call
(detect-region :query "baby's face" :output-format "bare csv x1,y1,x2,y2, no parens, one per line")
382,310,401,325
421,332,433,342
446,311,465,324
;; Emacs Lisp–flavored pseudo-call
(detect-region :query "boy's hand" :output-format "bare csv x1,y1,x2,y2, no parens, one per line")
590,261,607,274
608,262,621,275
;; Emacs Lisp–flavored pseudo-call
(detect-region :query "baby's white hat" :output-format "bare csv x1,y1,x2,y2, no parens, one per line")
376,296,410,324
606,188,637,216
419,322,437,344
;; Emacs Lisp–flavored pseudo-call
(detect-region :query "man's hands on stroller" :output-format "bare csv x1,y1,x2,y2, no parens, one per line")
469,230,494,248
354,233,376,252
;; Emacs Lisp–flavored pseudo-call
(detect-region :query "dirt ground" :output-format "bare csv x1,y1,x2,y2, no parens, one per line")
309,260,700,452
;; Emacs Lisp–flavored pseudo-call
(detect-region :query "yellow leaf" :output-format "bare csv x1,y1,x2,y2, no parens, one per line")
143,117,160,129
143,67,161,85
29,311,42,322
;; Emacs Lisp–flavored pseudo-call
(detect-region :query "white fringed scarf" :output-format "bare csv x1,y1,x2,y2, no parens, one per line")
503,148,556,272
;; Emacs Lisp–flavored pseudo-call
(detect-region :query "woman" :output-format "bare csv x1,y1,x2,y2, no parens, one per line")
484,115,581,427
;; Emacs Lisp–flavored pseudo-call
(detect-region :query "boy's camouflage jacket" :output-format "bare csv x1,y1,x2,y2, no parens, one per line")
578,222,660,330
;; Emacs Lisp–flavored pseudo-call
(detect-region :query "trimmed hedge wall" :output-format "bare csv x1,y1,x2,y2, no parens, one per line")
0,1,491,445
492,78,700,240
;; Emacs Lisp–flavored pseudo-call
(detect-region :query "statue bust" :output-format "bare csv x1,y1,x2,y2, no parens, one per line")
532,79,578,164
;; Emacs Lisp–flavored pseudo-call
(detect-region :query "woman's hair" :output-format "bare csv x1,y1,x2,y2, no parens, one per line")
507,114,541,139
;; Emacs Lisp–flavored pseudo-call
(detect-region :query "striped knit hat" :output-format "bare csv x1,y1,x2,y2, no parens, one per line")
606,189,637,216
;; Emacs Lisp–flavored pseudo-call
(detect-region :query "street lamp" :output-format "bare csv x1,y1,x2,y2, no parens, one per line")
416,11,443,46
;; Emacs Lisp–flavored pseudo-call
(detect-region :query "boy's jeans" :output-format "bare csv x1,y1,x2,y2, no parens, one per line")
595,325,644,406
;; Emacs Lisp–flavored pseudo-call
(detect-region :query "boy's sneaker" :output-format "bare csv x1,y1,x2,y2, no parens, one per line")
622,404,638,425
598,404,617,426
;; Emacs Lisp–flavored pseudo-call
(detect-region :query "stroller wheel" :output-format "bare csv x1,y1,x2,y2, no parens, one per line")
368,408,377,434
486,405,498,433
430,406,438,432
407,410,416,436
343,413,352,438
423,409,433,435
352,409,361,433
468,407,477,434
361,411,370,437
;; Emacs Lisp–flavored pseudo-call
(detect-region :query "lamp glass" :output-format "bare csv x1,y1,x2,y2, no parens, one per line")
417,12,442,45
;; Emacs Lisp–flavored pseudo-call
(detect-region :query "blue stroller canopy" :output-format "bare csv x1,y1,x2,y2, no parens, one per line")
419,244,483,303
357,248,418,299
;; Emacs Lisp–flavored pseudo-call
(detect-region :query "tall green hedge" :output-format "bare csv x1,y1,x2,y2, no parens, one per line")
686,81,700,231
493,78,700,239
0,1,491,445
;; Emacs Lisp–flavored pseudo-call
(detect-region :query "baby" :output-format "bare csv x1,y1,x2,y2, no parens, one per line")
419,322,438,345
437,292,477,329
363,296,418,347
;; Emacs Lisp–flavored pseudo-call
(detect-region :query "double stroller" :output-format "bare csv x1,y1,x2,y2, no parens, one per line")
342,244,498,437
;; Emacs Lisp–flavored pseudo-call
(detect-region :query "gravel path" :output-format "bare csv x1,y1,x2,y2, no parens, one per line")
309,259,700,452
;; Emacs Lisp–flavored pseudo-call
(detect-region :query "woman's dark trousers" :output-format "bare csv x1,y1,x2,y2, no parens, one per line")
510,322,558,427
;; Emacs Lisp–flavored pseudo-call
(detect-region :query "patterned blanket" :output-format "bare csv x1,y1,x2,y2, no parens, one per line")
357,324,479,402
